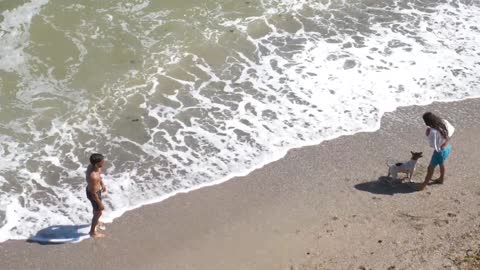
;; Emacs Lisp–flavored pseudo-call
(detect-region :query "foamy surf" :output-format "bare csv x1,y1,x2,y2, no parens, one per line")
0,0,480,243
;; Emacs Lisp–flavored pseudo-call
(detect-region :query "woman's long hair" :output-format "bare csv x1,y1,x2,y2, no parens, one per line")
423,112,448,139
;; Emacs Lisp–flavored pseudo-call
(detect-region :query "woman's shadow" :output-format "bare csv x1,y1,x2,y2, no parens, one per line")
28,224,90,245
354,176,421,195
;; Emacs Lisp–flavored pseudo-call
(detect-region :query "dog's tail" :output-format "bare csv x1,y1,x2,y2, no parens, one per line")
385,159,396,167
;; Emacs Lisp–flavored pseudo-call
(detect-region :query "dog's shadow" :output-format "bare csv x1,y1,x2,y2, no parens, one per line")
354,176,420,195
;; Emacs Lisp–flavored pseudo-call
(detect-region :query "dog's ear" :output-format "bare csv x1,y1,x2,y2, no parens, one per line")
410,151,414,155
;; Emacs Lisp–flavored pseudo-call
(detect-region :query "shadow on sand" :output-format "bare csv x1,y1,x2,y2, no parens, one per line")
354,176,421,195
28,224,90,245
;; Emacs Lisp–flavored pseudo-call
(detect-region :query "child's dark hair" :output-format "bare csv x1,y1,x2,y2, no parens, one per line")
423,112,448,139
90,153,104,165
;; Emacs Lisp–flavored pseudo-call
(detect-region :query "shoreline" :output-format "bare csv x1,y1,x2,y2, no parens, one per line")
1,97,480,269
37,95,480,235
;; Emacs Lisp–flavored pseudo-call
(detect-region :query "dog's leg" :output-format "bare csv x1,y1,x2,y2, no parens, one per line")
392,171,398,181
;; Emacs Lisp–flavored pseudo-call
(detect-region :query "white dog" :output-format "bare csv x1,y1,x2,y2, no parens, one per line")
387,151,423,182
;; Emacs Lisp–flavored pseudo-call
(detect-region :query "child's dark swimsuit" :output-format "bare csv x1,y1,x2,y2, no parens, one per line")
86,187,102,211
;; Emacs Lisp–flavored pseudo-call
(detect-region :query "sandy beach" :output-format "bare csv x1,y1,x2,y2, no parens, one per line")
1,98,480,270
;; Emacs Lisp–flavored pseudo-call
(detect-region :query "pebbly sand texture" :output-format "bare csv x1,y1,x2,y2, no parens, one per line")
1,98,480,270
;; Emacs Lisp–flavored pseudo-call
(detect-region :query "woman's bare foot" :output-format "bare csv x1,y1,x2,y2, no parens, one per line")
89,232,105,238
431,178,444,184
418,183,427,191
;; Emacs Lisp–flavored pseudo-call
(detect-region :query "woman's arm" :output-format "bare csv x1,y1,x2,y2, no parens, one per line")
441,137,450,149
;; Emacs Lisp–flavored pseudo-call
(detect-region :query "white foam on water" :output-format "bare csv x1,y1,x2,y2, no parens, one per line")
98,0,480,228
0,0,480,243
0,0,50,73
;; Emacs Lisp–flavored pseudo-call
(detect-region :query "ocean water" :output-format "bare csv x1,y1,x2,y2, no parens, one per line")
0,0,479,242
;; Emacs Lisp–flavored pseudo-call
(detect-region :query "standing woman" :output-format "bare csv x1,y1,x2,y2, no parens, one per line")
419,112,455,191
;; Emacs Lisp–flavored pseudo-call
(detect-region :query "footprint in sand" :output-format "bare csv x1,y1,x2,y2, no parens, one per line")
447,213,457,218
433,218,449,227
413,223,426,231
397,212,426,231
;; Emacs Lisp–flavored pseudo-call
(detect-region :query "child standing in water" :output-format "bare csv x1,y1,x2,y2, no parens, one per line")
86,153,107,238
419,112,455,191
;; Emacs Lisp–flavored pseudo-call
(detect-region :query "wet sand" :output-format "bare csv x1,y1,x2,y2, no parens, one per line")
1,98,480,270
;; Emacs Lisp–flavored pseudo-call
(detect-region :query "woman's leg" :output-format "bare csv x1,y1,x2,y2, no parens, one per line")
436,145,451,184
419,165,435,190
437,164,445,184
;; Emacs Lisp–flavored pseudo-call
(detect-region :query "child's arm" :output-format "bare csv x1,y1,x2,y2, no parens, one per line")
100,179,107,193
92,189,105,211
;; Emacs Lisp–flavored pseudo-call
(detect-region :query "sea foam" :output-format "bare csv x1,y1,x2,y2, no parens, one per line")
0,0,479,243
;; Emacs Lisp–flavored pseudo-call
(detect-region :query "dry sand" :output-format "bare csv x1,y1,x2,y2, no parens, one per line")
1,98,480,270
